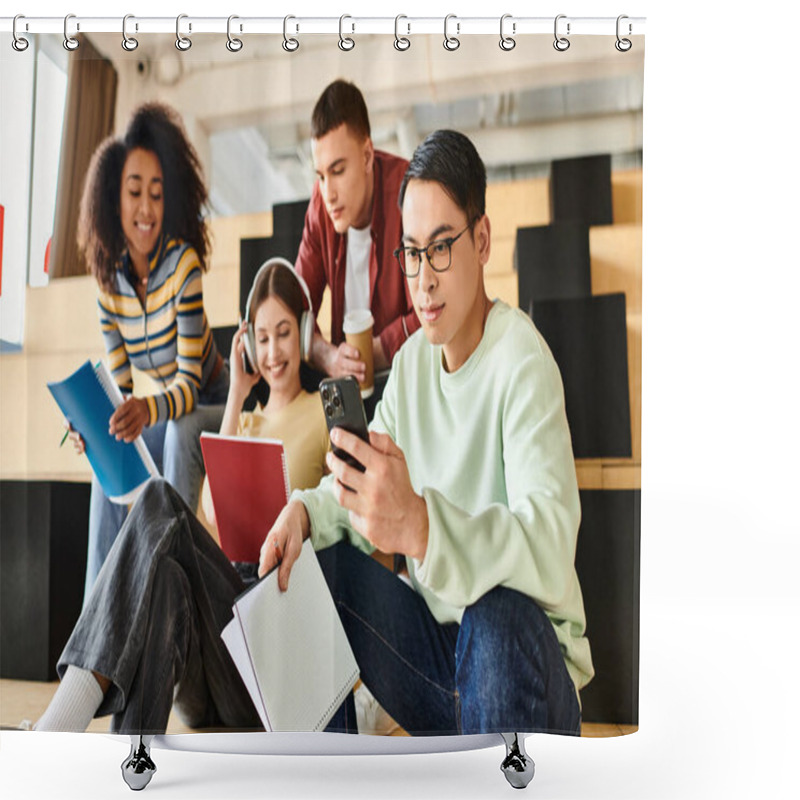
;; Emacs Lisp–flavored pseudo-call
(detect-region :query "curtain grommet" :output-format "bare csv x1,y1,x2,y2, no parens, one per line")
443,14,460,51
339,15,355,51
615,15,633,52
175,14,192,52
226,15,243,52
499,14,516,51
554,14,570,52
282,15,299,51
122,14,139,51
12,14,30,52
63,13,80,51
394,15,411,51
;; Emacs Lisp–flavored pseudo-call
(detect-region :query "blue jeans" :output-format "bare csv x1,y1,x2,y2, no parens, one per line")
82,367,229,605
317,541,582,736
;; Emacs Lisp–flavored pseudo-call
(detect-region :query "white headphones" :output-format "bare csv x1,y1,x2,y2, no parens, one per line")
242,257,314,372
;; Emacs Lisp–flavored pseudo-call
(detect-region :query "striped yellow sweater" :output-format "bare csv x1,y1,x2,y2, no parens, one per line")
97,235,220,424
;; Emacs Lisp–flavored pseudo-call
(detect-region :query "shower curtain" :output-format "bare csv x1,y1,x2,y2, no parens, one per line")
0,15,644,794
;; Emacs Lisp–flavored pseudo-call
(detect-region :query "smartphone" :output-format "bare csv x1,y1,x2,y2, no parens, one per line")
319,376,370,475
239,315,257,375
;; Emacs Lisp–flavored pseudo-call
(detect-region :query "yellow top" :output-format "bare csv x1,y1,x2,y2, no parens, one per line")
237,389,329,492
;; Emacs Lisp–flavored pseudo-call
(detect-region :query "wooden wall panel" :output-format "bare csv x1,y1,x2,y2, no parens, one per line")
24,276,104,356
590,224,643,314
202,264,239,328
626,313,642,464
486,237,514,277
485,177,550,239
0,353,99,481
207,212,271,271
0,356,31,478
575,462,640,491
611,169,643,225
485,272,518,307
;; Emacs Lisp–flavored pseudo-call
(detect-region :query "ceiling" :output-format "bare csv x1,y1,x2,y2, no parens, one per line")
85,31,644,215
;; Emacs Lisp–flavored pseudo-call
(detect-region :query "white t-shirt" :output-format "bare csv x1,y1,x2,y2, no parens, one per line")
344,225,372,316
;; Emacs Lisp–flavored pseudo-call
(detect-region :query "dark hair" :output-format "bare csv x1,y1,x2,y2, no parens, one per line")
77,102,210,293
311,79,371,142
248,262,306,331
398,130,487,225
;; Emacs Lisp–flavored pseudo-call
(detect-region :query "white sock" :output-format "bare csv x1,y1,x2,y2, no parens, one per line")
34,666,105,732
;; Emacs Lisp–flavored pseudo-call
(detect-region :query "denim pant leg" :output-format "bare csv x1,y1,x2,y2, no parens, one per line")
60,478,260,735
162,402,226,514
456,586,582,735
317,542,461,736
82,423,168,604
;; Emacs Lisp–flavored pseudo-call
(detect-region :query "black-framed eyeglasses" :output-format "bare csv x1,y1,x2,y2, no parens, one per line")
393,222,474,278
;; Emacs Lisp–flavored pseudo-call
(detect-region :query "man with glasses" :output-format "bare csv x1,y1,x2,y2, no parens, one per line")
263,129,594,735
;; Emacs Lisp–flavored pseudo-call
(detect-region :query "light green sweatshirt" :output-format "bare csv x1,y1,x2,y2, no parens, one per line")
294,301,594,693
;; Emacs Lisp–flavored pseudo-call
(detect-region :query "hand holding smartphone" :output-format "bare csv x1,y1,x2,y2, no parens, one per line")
319,376,370,476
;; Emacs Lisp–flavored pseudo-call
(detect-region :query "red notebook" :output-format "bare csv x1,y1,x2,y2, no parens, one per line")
200,433,290,563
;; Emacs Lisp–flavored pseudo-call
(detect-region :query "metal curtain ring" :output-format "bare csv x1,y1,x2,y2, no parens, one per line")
443,14,460,51
615,14,632,52
553,14,570,52
63,13,80,51
499,14,516,51
175,14,192,51
283,15,299,51
12,14,30,52
339,15,355,51
394,15,410,51
226,15,243,52
122,14,138,51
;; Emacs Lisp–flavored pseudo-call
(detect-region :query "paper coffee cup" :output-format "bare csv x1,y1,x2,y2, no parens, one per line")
343,309,375,398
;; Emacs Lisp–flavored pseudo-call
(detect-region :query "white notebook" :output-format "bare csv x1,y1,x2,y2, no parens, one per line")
220,539,360,732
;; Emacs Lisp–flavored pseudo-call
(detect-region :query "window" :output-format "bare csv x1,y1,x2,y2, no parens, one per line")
0,36,67,349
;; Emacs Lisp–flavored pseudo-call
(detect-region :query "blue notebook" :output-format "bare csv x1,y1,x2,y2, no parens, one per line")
47,360,159,504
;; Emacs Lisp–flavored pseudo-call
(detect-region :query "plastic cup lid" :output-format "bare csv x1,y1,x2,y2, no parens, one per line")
343,309,374,334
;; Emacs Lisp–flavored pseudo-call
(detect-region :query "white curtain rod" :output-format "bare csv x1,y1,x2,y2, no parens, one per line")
1,15,646,37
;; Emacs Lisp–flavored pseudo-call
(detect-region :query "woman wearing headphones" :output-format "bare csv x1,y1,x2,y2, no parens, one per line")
201,258,329,571
72,102,228,600
35,259,334,740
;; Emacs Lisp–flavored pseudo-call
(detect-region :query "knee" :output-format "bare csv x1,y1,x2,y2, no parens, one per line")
136,477,178,509
461,587,550,646
456,589,572,734
124,479,185,545
163,413,202,453
86,484,185,607
457,588,553,687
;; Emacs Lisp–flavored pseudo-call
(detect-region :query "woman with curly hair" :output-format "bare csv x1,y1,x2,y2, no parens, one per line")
70,102,229,601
